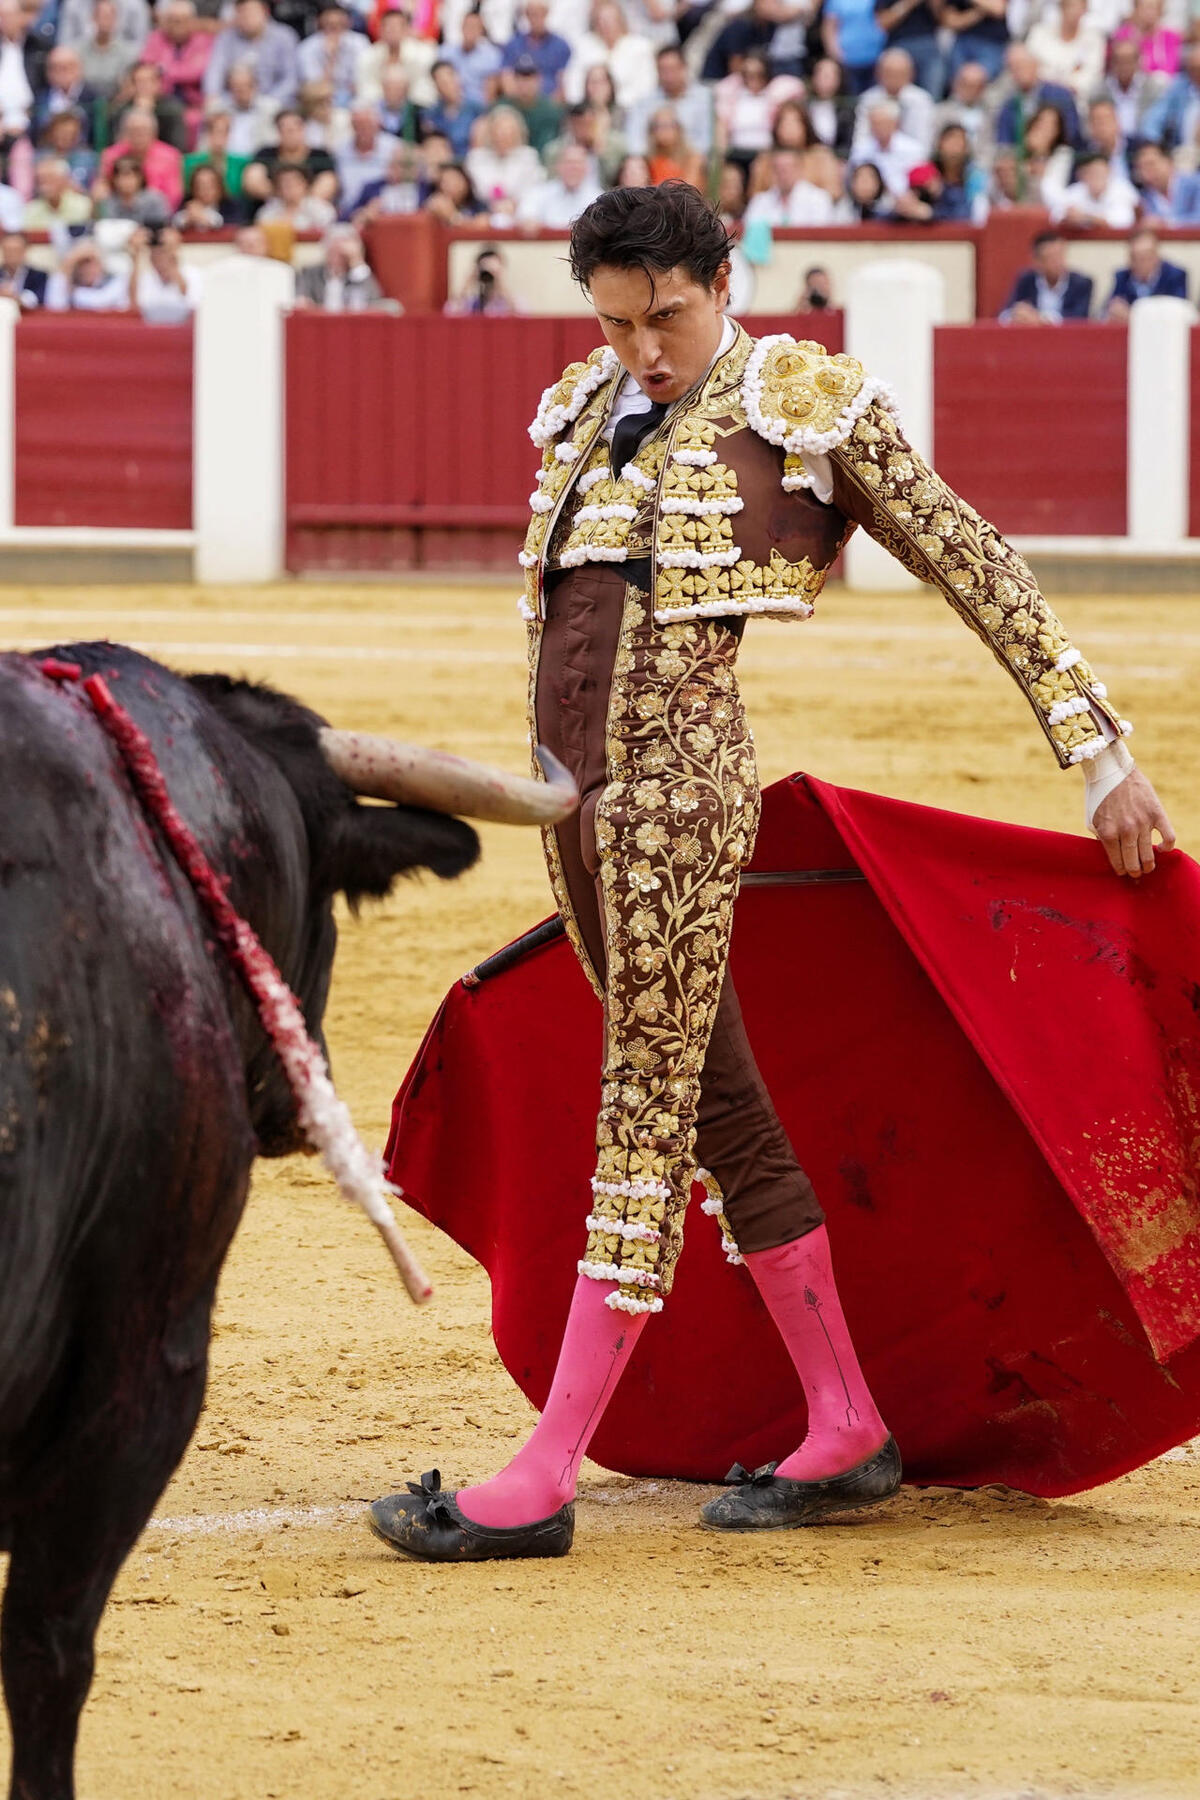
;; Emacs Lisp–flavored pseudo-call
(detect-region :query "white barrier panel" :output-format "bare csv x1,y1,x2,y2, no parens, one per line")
0,297,18,533
843,260,945,593
194,257,294,584
1127,295,1194,549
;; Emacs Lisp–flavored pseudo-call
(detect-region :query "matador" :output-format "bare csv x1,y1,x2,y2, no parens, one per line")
370,182,1175,1562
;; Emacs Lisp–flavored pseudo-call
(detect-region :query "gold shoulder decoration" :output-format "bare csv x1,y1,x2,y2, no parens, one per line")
528,345,620,449
828,399,1132,769
741,334,898,456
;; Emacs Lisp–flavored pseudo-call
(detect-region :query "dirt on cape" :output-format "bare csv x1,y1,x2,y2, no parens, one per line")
2,577,1199,1800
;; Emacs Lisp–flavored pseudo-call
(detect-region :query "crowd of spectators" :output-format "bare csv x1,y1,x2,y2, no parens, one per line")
0,0,1197,316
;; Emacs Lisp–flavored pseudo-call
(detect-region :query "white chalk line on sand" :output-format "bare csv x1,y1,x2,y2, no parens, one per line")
148,1501,364,1537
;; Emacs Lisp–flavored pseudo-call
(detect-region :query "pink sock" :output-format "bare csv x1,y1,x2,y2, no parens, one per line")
456,1275,648,1528
744,1226,889,1481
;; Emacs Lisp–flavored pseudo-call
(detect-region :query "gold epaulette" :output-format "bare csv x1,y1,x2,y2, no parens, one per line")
741,335,895,457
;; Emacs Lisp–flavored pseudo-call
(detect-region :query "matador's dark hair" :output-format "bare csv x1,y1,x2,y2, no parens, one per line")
568,181,734,295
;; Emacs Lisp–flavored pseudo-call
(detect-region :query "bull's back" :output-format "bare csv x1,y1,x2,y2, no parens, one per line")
0,653,258,1485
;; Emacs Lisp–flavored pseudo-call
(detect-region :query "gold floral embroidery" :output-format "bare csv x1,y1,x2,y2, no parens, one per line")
830,403,1127,766
577,586,760,1312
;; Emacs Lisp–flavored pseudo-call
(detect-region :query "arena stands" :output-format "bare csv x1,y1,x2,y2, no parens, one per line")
0,0,1197,321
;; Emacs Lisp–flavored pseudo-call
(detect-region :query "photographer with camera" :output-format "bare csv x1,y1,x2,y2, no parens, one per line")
443,243,523,315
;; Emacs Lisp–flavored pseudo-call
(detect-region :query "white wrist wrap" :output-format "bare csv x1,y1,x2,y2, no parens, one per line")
1084,738,1135,832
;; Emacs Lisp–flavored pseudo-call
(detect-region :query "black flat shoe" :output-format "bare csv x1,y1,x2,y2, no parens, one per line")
368,1470,575,1562
699,1435,902,1532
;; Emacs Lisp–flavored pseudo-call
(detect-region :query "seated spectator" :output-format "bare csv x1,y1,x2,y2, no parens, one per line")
40,107,98,187
422,156,484,220
142,1,213,149
807,141,855,218
174,159,242,226
93,151,172,224
578,63,629,176
1018,101,1074,208
715,50,803,165
336,104,398,214
110,61,190,154
700,0,776,86
234,222,268,255
299,78,350,153
45,238,129,309
994,44,1080,150
987,143,1022,207
1051,148,1138,229
375,65,422,138
873,0,942,103
770,96,815,153
0,2,33,154
244,107,338,207
445,10,502,110
806,56,856,158
1104,37,1168,143
502,0,571,96
1105,225,1188,318
516,135,601,221
78,0,138,101
221,65,282,158
847,157,891,217
129,223,201,321
422,59,480,154
204,0,299,110
186,107,251,201
820,0,885,96
1111,0,1180,79
444,242,522,314
0,171,23,228
929,58,990,160
295,222,387,308
564,1,657,111
58,0,147,55
854,47,934,155
941,0,1008,88
643,105,703,186
257,158,336,230
501,53,565,151
744,145,835,223
297,3,367,109
1026,0,1105,103
612,150,651,184
32,45,100,145
24,155,93,228
101,105,184,210
416,129,455,201
716,155,747,225
1133,138,1200,222
626,43,713,157
353,140,421,216
849,97,922,197
894,121,983,220
1083,96,1131,181
1143,40,1200,149
465,102,543,214
1000,230,1092,323
0,229,46,304
799,263,833,308
360,4,436,108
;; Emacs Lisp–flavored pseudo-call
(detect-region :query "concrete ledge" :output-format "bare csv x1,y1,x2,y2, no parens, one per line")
1013,538,1200,595
0,529,194,584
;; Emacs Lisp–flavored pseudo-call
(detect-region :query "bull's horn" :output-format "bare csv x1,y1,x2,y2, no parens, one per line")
318,729,578,826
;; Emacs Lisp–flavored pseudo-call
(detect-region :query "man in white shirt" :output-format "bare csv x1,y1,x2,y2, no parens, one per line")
929,59,992,159
296,3,368,109
853,47,934,155
849,99,923,198
625,44,714,156
743,147,835,226
0,0,33,138
516,141,602,228
335,105,400,215
1051,151,1138,231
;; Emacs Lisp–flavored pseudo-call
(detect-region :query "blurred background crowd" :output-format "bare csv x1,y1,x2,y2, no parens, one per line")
0,0,1197,319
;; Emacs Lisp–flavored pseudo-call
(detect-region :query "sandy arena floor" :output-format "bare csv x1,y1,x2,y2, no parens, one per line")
3,577,1200,1800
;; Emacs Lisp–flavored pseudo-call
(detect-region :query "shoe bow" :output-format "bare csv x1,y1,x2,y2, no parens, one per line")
722,1461,781,1487
404,1469,456,1525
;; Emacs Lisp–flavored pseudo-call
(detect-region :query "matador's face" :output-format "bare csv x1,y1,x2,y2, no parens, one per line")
588,262,731,408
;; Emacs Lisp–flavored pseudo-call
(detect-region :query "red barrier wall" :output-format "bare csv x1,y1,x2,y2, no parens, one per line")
933,323,1127,537
285,311,843,572
15,316,193,530
1190,324,1200,541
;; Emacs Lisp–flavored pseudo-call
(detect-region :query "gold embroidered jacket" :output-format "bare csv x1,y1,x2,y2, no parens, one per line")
521,325,1128,769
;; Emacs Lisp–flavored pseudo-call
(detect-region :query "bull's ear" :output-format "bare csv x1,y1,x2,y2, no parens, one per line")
329,802,480,908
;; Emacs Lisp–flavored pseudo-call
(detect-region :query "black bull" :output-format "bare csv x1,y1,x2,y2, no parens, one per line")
0,644,480,1800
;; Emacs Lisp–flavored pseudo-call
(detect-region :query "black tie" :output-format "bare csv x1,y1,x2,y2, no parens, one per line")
610,400,668,475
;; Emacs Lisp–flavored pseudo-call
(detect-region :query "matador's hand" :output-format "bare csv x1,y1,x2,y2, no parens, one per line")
1092,769,1176,878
